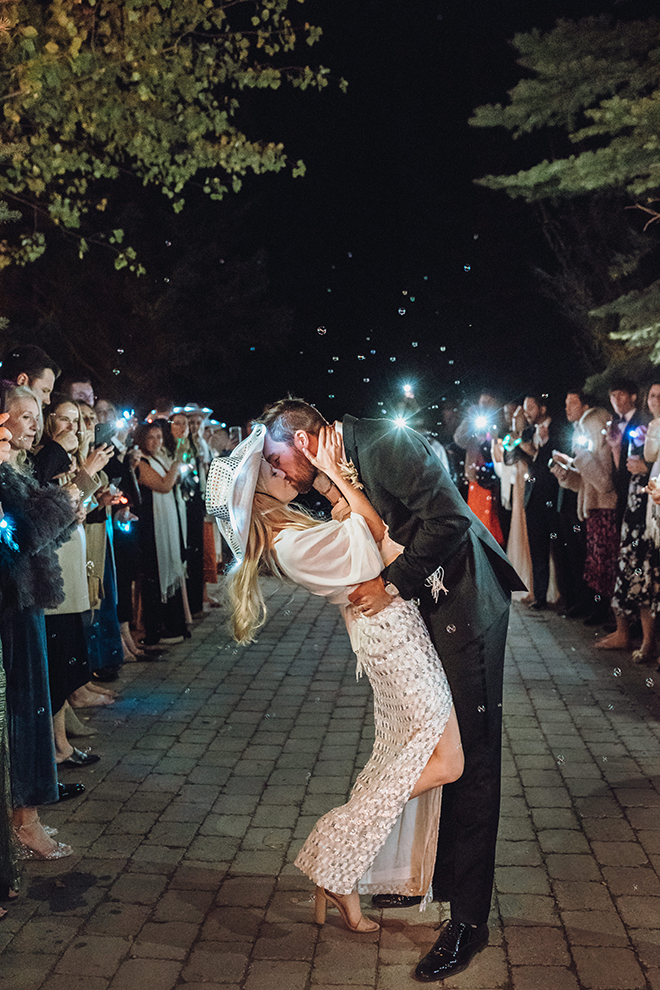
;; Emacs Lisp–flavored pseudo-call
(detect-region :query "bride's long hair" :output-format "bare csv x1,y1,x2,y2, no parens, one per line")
228,493,320,644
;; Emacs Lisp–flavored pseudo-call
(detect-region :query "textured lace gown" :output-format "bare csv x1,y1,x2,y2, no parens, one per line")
274,513,453,899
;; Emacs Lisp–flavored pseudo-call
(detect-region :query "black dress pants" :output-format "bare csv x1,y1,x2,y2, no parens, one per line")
431,609,509,926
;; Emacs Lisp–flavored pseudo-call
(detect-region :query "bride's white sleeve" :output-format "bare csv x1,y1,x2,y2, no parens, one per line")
274,514,383,603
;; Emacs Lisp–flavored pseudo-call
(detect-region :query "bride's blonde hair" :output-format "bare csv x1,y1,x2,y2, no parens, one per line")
228,493,320,644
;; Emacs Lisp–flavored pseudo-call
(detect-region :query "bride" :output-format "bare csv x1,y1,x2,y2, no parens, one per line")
206,423,463,934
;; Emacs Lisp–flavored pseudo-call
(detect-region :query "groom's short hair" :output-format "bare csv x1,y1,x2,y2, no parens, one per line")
260,398,327,446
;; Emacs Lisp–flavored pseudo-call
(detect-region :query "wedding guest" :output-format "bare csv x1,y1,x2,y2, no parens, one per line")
0,386,78,859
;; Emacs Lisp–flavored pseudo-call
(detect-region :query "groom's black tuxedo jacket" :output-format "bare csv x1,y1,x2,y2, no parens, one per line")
342,415,525,656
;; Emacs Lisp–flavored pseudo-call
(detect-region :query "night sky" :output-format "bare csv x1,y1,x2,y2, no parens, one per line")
225,0,658,427
2,0,656,426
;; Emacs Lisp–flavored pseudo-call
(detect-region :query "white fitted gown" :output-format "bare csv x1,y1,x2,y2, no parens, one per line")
274,514,453,898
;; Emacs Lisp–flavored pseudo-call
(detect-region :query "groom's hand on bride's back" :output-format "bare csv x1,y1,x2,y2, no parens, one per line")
349,576,391,616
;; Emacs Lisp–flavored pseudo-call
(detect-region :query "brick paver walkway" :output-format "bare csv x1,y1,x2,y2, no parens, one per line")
2,581,660,990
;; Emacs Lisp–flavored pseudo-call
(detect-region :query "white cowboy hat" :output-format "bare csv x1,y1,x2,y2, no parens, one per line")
205,423,266,560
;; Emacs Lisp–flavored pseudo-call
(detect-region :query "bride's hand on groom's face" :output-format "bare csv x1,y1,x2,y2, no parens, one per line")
302,425,343,477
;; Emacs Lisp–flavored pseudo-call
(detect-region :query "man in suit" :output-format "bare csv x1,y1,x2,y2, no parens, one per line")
517,393,561,611
261,399,524,983
607,379,649,530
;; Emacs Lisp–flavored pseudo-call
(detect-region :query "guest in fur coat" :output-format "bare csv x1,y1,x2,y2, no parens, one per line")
0,386,78,860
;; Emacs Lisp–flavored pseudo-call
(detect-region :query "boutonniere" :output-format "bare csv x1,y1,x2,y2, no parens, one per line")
339,459,364,490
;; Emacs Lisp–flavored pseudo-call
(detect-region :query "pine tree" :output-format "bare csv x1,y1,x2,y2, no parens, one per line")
470,15,660,362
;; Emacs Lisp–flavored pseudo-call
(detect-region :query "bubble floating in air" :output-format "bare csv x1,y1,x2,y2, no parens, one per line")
317,326,327,335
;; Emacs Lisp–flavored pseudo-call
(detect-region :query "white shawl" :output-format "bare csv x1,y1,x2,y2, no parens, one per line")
146,455,186,602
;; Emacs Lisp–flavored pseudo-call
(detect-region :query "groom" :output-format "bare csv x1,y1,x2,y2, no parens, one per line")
261,399,524,983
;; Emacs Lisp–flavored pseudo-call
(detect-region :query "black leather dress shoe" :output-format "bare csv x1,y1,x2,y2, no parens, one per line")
372,893,423,909
415,920,488,982
59,749,100,769
57,782,85,801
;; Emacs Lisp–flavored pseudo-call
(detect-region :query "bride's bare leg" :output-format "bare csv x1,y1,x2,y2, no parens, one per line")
409,708,463,800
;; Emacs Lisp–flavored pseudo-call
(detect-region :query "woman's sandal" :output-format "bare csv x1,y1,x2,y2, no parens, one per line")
13,823,73,861
631,648,655,664
314,887,379,933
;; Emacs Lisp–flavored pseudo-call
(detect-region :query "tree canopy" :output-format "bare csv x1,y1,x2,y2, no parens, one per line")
470,15,660,365
0,0,340,272
470,16,660,201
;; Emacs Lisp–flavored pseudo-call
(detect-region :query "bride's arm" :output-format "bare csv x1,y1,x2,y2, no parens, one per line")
302,426,386,544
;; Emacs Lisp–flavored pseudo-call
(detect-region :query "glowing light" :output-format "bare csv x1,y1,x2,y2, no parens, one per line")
394,417,408,428
0,515,18,551
475,415,488,430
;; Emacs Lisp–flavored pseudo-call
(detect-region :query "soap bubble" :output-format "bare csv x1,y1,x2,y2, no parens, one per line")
317,326,327,335
646,678,655,688
412,342,418,347
390,357,396,362
477,705,485,713
556,755,565,764
332,356,339,361
613,668,621,677
363,378,370,383
446,624,456,634
398,308,406,315
357,355,365,360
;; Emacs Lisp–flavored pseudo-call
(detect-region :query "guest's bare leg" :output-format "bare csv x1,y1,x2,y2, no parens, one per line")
594,612,630,650
52,707,74,763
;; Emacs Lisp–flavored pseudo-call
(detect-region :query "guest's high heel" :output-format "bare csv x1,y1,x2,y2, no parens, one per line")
13,824,73,861
314,887,380,933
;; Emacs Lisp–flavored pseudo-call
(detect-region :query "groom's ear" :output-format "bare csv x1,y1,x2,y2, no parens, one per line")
293,430,309,450
293,430,318,454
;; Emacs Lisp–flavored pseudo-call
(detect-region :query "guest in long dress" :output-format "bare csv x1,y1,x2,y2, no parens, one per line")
0,411,20,911
0,386,77,859
595,383,660,661
134,423,188,646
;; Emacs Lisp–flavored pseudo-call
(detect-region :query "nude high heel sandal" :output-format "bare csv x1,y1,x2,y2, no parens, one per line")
314,887,380,933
